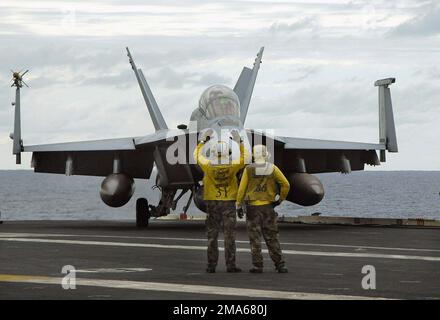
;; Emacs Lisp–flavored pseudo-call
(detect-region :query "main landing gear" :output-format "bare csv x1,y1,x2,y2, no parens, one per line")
135,187,193,228
136,198,150,228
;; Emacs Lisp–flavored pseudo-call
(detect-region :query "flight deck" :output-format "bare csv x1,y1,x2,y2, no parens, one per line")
0,220,439,300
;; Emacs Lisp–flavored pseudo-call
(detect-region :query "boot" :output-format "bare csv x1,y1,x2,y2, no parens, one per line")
226,266,242,273
277,266,288,273
249,266,263,273
206,266,216,273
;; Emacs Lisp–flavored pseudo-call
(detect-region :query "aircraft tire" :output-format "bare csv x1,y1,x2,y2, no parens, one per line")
136,198,150,228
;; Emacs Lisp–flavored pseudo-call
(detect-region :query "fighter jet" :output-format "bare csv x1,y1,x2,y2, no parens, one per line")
9,47,398,227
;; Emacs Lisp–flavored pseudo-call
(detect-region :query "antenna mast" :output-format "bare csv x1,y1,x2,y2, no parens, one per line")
10,70,29,164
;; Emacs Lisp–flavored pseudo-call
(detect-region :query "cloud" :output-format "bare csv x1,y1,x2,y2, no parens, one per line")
284,66,320,82
389,2,440,37
269,17,318,34
152,67,196,89
196,73,231,87
0,0,439,170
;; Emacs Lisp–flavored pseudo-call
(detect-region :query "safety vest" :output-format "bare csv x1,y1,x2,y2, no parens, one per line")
244,163,280,202
202,163,243,200
194,142,248,201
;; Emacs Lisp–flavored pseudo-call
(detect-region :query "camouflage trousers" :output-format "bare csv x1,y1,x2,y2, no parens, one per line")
205,200,237,269
246,204,285,269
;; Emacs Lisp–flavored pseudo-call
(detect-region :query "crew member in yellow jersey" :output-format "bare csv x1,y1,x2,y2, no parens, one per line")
194,129,249,273
236,144,290,273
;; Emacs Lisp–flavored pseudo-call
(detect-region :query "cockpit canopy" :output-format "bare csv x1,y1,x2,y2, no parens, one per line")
199,85,240,120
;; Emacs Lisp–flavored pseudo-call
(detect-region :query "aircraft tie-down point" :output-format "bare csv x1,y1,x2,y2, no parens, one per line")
9,48,398,227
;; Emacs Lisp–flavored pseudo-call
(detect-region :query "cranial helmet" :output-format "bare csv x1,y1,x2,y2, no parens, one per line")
252,144,270,163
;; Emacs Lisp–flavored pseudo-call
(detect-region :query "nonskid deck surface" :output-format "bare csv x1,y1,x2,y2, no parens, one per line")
0,220,439,300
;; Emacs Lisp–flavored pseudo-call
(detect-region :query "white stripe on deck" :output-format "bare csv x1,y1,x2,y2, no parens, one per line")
1,237,439,262
0,274,390,300
1,232,439,253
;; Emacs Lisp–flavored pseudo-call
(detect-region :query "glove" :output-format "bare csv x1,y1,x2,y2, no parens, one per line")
230,129,242,143
272,200,281,208
199,128,214,143
236,204,244,219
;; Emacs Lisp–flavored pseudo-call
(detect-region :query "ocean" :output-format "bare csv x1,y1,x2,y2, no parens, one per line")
0,170,439,221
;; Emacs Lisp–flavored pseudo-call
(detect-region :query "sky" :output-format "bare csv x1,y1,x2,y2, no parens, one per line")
0,0,439,170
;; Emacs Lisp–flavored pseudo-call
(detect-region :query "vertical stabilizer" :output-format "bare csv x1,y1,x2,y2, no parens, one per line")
126,47,168,131
234,47,264,124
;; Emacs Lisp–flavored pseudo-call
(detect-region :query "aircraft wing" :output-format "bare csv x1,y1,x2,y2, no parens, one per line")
274,135,383,174
24,137,137,152
17,48,189,180
248,77,398,174
25,130,186,179
280,136,385,151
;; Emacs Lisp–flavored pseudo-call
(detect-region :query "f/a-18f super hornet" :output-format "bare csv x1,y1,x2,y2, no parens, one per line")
9,47,398,227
